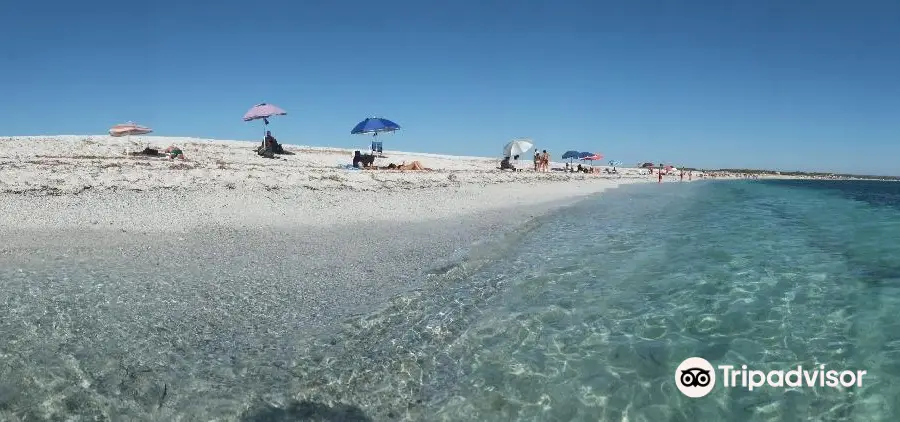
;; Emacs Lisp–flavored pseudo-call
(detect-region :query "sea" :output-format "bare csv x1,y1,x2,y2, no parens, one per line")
285,179,900,421
3,179,900,421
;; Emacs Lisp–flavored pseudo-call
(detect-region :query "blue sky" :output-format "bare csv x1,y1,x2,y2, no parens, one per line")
1,0,898,175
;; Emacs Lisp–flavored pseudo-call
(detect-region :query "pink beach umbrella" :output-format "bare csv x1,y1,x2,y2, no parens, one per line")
109,122,152,137
243,103,287,143
582,153,603,164
109,122,153,153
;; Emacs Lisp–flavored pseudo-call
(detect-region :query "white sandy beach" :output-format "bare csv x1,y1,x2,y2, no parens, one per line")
0,135,650,195
0,135,656,231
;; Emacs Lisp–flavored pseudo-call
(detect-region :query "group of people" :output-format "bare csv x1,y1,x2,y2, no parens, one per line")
255,132,430,170
499,149,552,172
352,150,430,170
564,162,599,173
533,149,551,172
657,169,693,183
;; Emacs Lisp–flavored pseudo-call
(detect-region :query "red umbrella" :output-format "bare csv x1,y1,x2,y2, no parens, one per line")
582,153,603,163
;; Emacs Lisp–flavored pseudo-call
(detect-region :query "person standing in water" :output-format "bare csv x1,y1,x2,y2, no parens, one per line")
658,171,663,183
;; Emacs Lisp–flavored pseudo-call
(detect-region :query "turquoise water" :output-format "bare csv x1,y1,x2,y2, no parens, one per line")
292,180,900,421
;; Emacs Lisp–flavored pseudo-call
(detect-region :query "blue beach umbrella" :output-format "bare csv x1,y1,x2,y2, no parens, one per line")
351,117,400,154
351,117,401,137
562,150,580,162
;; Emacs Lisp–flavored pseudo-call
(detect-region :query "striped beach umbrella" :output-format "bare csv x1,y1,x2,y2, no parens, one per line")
110,122,153,154
109,122,152,137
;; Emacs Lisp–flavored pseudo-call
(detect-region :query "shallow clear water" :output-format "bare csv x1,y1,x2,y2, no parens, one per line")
292,180,900,421
3,180,900,421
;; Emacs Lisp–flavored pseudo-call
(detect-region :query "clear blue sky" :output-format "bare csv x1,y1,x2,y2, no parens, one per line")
1,0,899,175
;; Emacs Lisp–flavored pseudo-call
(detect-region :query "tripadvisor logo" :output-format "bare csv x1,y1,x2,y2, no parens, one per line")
675,357,868,398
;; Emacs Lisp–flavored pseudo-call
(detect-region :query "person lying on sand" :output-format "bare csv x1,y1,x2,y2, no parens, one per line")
398,161,430,170
164,145,185,159
128,147,165,157
363,161,432,171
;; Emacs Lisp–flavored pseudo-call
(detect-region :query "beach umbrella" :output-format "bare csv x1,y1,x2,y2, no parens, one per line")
640,162,654,168
351,117,401,137
562,150,580,163
243,103,287,142
352,117,401,151
503,138,533,157
577,152,593,167
110,122,152,137
110,122,152,153
582,153,603,162
608,160,623,167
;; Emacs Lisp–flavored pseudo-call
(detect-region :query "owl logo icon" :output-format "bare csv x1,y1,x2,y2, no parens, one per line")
675,357,716,397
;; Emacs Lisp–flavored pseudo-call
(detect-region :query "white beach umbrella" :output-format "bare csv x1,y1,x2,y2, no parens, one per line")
503,138,533,157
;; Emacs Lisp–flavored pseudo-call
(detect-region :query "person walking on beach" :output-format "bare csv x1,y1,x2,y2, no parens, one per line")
689,171,692,181
680,170,684,181
533,149,540,171
658,171,663,183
